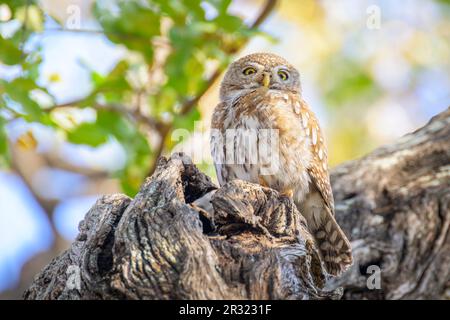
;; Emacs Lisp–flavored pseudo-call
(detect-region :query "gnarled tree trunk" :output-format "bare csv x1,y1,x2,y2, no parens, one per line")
24,108,450,300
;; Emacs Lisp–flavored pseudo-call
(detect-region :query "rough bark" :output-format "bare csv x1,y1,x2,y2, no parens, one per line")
24,108,450,300
329,108,450,300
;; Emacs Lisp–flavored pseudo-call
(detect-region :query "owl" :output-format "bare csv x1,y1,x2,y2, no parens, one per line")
210,53,352,275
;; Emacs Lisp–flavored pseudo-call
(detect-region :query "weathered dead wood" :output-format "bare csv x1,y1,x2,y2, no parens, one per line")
24,108,450,300
329,108,450,299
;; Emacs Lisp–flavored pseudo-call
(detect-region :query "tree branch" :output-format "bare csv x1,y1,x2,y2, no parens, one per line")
47,101,161,131
149,0,279,174
40,1,279,180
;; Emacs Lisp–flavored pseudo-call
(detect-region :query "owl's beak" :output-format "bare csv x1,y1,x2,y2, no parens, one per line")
262,72,271,88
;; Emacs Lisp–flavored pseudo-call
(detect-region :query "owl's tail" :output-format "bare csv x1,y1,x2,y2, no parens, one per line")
313,210,353,276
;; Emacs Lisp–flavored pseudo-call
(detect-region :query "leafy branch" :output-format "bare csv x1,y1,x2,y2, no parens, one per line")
1,0,278,197
43,0,279,192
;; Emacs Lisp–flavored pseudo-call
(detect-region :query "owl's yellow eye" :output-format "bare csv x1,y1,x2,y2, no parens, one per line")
278,70,289,81
243,67,256,76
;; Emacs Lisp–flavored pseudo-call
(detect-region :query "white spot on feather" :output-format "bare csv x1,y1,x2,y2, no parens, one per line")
312,127,317,145
302,115,308,128
318,148,323,160
316,231,326,239
294,101,301,114
321,242,330,250
325,220,333,232
330,230,337,242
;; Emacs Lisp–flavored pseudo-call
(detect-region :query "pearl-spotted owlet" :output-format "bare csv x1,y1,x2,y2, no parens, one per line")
210,53,353,275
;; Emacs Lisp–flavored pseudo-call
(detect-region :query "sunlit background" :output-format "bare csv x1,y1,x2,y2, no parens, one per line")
0,0,449,299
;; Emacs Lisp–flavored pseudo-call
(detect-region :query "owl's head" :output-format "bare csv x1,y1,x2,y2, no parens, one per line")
219,52,301,101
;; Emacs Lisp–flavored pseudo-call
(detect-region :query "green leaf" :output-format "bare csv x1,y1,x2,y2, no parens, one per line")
67,122,108,147
0,36,22,65
208,0,233,14
3,78,44,121
87,60,132,104
96,110,133,140
321,58,380,108
149,86,178,116
15,5,44,32
96,61,130,90
22,48,43,81
435,0,450,5
166,107,201,150
0,116,9,167
93,1,160,63
172,107,201,133
215,14,243,32
5,0,37,13
92,110,151,196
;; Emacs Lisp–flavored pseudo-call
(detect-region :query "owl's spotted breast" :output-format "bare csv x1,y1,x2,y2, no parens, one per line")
211,89,312,201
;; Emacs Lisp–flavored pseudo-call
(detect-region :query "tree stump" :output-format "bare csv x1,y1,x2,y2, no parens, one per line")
24,108,450,300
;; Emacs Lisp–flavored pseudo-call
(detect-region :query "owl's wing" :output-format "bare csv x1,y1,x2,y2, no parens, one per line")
299,100,335,213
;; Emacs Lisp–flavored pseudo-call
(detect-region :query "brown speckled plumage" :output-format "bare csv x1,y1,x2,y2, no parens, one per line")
211,53,352,275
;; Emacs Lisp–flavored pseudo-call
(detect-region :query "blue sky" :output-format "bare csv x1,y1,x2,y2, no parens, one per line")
0,173,53,291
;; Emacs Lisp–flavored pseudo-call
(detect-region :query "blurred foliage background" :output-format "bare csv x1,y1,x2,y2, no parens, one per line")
0,0,449,298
